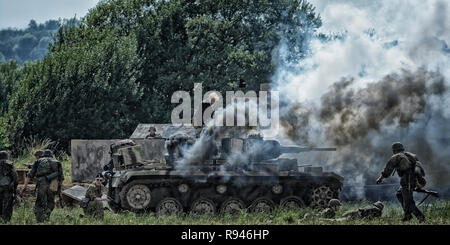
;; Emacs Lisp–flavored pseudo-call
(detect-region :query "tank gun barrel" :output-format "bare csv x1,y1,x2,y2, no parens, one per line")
280,146,337,153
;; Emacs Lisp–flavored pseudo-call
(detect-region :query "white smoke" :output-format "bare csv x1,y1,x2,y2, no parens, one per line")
273,0,450,198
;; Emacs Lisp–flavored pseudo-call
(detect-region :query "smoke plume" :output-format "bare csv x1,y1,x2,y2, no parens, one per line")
274,0,450,199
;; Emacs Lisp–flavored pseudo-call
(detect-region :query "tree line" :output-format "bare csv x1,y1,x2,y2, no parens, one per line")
0,0,321,154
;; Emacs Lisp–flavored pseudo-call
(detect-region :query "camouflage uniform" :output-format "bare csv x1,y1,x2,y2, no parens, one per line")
342,202,383,220
27,151,61,222
0,152,18,222
321,208,336,218
381,144,425,221
83,184,105,219
301,199,340,220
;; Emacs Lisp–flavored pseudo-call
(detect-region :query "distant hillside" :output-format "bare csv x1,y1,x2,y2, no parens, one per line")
0,20,60,64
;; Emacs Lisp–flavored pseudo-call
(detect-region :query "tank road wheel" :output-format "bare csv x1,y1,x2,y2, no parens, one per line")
120,182,152,212
190,198,216,215
157,198,183,216
280,196,305,210
250,198,275,213
311,185,334,209
220,198,246,215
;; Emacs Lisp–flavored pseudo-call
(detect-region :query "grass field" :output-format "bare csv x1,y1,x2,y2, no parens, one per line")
5,200,450,225
6,139,450,225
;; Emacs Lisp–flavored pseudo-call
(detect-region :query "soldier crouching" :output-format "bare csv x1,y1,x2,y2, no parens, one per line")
82,174,108,219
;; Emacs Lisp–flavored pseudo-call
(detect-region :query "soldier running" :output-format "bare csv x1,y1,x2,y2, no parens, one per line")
376,142,425,222
0,151,18,223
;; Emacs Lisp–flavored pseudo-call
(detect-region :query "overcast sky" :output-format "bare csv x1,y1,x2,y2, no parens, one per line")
0,0,100,29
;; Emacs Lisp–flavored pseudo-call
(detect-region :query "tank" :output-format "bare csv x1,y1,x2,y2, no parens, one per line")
103,128,344,215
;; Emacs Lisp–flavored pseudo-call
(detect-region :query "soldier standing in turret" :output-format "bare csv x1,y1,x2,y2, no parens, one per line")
376,142,425,222
0,151,18,223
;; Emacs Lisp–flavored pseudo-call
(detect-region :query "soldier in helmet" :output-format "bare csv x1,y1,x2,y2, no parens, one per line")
342,201,384,220
21,149,63,222
321,199,341,218
0,151,18,223
145,126,161,139
82,173,108,219
23,150,44,169
376,142,425,222
301,199,341,220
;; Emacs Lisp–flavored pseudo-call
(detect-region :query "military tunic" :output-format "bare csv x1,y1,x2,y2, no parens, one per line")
84,185,105,219
321,208,336,219
0,160,18,222
381,152,424,221
342,204,382,220
27,157,60,222
145,133,162,139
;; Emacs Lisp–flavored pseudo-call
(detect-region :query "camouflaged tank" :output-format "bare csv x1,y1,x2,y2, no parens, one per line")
103,126,344,215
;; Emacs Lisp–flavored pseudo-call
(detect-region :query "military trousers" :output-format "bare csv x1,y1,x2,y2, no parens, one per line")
84,200,104,219
396,174,424,220
34,179,55,222
0,186,13,222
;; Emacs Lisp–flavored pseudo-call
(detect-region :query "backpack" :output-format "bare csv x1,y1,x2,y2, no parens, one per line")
404,152,427,188
36,158,55,176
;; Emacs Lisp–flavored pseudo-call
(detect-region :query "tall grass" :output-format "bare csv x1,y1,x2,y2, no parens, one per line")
12,137,72,183
4,201,450,225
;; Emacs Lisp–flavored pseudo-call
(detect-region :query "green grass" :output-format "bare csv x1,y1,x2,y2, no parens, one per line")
4,201,450,225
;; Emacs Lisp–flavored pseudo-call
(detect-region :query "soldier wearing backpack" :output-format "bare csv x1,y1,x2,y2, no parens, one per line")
376,142,425,222
21,149,63,222
0,151,18,223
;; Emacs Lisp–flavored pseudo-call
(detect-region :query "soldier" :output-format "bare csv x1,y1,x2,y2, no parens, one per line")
23,150,44,169
342,201,384,220
376,142,425,222
302,199,341,220
0,151,18,223
21,149,62,222
82,173,108,219
145,126,161,139
321,199,341,218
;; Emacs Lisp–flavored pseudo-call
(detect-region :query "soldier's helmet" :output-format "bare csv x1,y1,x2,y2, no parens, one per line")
373,201,384,211
149,126,156,132
43,149,53,158
391,142,405,152
0,151,9,160
34,150,44,158
328,199,341,207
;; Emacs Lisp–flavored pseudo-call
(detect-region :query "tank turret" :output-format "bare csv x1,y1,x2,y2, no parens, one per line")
220,136,336,161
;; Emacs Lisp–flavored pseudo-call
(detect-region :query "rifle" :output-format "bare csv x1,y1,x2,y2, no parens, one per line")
57,182,64,208
415,188,439,206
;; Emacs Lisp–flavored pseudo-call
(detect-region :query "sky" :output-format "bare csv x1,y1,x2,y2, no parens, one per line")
0,0,100,29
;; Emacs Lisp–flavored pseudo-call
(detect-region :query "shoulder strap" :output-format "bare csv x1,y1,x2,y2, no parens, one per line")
403,152,417,170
